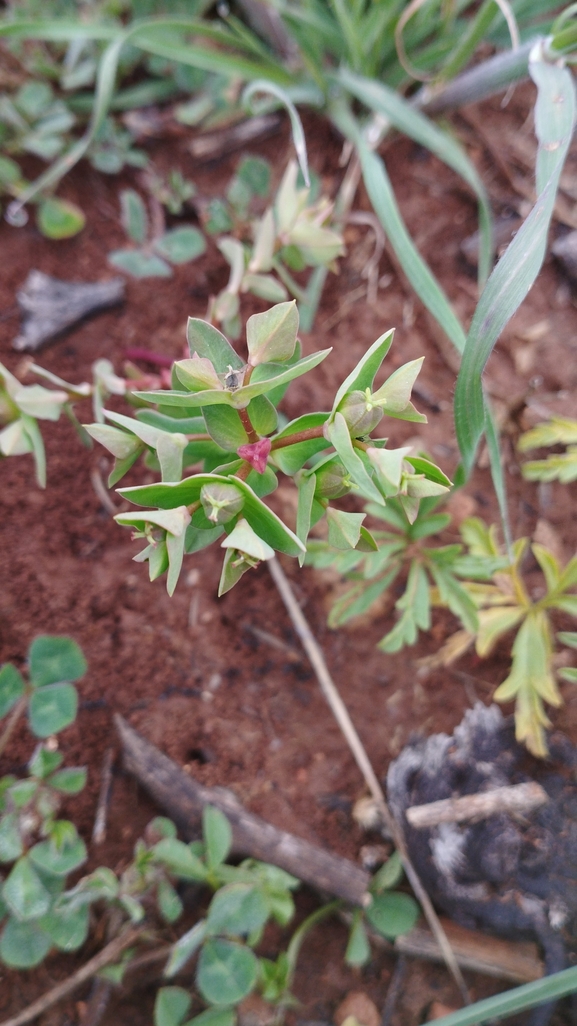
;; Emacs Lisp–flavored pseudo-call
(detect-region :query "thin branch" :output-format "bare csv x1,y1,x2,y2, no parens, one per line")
0,927,143,1026
267,556,470,1005
0,696,28,760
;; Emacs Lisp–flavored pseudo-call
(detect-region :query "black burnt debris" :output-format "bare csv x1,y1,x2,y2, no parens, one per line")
388,704,577,1025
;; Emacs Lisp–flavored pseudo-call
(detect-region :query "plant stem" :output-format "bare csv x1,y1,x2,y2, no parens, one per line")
238,406,259,443
235,461,252,481
0,926,143,1026
270,426,327,451
0,696,28,760
285,900,342,988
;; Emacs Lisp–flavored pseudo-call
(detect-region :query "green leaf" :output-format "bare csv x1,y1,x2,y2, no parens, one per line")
203,405,248,451
197,939,258,1006
155,227,206,264
120,188,148,244
206,884,269,938
415,965,577,1026
29,683,78,737
164,920,207,978
109,249,172,278
247,394,277,437
326,414,385,506
29,635,86,687
39,902,89,951
338,68,493,285
475,607,525,657
332,328,395,412
494,611,560,757
119,475,304,558
271,412,330,475
296,472,316,566
49,768,87,794
203,807,232,871
246,301,298,366
243,274,287,303
0,664,25,718
3,855,52,920
158,878,183,925
84,423,142,460
187,319,244,373
221,519,275,562
454,54,576,476
155,986,191,1026
345,909,371,967
28,746,63,779
371,851,403,893
365,891,419,939
558,631,577,649
378,561,430,652
428,564,479,634
153,838,208,882
37,197,85,239
186,1008,235,1026
0,917,51,968
326,509,365,550
0,813,24,863
29,836,87,877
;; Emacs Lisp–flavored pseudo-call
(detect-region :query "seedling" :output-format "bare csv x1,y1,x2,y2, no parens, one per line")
82,302,446,601
207,159,344,338
109,189,206,278
87,116,148,175
0,635,417,1016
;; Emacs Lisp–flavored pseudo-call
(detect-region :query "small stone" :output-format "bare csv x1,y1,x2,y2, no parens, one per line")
334,992,380,1026
237,994,276,1026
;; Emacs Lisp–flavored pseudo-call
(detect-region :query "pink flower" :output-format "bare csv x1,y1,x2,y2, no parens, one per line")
237,437,271,474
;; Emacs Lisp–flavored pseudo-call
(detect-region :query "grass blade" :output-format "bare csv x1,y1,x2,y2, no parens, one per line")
454,45,576,476
243,79,311,186
429,965,577,1026
338,68,494,285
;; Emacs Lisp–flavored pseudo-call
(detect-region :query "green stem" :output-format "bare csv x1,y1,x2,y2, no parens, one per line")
284,900,342,995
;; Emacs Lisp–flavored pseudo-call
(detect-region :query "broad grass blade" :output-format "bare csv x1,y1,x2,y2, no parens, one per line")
454,45,576,477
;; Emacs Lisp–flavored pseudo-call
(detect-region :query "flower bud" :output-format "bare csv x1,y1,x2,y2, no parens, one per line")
200,483,244,525
337,390,383,437
314,462,351,500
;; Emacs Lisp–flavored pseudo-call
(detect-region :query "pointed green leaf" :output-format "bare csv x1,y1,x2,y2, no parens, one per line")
109,249,172,278
332,328,395,412
246,301,298,366
326,413,385,506
221,520,275,562
345,910,371,967
120,188,148,244
187,319,243,373
326,509,365,550
203,807,232,871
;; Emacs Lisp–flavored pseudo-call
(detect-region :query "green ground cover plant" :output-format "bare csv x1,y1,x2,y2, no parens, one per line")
109,186,206,277
519,416,577,484
0,635,418,1017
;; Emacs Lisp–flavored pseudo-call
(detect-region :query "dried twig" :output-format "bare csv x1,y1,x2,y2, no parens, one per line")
92,747,115,845
0,927,143,1026
267,557,470,1005
406,782,548,829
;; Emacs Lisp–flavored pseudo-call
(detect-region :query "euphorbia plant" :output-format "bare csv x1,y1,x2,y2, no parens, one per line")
84,300,449,597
